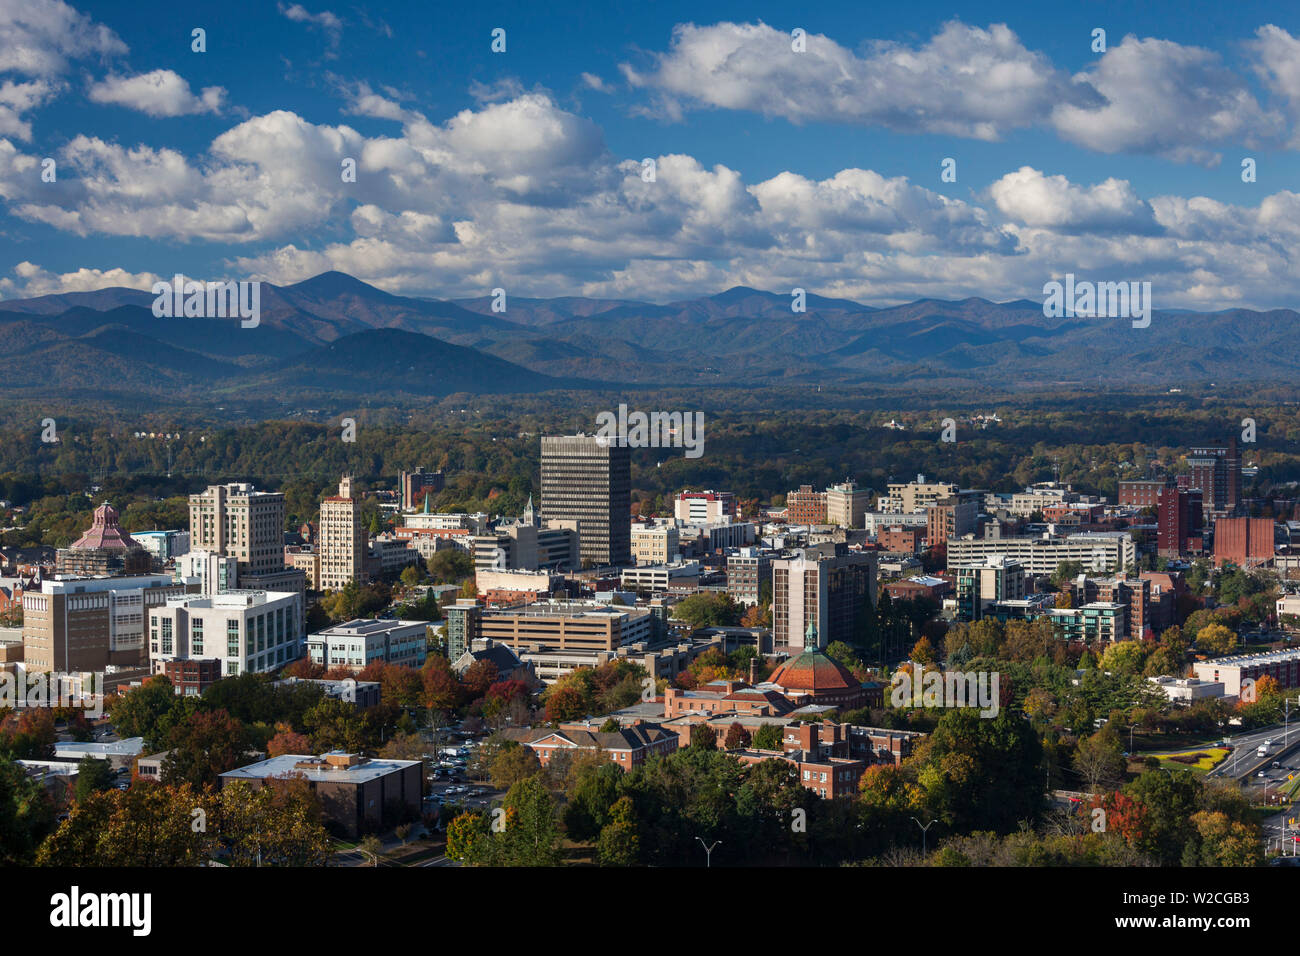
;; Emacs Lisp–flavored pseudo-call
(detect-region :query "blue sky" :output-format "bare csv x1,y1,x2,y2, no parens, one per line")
1,0,1299,308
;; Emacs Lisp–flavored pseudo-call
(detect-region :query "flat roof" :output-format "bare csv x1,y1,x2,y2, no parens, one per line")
54,737,144,758
220,753,420,785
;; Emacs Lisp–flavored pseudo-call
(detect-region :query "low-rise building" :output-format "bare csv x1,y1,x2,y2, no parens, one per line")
305,618,427,673
501,724,678,770
219,751,422,838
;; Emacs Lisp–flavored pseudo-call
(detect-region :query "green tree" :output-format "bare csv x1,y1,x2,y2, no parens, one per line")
752,724,783,750
74,756,116,802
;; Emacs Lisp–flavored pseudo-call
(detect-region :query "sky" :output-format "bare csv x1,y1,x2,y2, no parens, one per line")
1,0,1299,308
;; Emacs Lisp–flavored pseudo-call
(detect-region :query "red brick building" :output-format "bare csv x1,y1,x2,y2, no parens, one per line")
878,525,925,554
786,485,828,526
1213,516,1275,568
1118,479,1170,510
502,724,678,770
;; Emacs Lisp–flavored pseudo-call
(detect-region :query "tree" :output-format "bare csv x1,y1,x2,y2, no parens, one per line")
427,549,473,584
161,709,252,789
1196,622,1238,657
359,834,383,865
107,675,177,747
74,756,116,802
692,724,717,751
1072,728,1127,793
496,776,561,866
37,783,214,866
446,811,491,862
751,724,783,751
266,721,312,758
490,744,542,791
216,777,332,866
670,592,743,629
723,722,751,750
597,796,640,866
0,756,56,864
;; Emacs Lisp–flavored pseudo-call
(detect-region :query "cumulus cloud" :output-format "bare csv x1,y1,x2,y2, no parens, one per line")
0,0,126,77
1051,35,1283,164
623,20,1080,139
0,260,159,297
88,69,225,117
1250,25,1300,147
989,167,1159,234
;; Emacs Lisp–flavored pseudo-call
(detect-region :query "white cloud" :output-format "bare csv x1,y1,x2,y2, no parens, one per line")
0,0,126,77
989,167,1158,233
88,69,225,117
623,20,1077,139
1051,35,1283,164
0,260,159,297
1250,25,1300,147
278,2,342,47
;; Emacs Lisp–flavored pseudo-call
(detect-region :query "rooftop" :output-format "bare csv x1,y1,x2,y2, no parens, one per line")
220,751,420,785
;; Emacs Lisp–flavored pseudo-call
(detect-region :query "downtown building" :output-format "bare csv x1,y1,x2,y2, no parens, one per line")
540,434,631,568
472,497,580,573
320,476,366,590
1157,486,1204,557
674,490,737,524
945,529,1136,575
771,544,878,653
188,482,306,599
149,589,303,679
22,574,198,673
1187,438,1242,521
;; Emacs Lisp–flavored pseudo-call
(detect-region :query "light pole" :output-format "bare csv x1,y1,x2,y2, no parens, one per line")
912,818,938,857
1126,723,1137,756
695,837,720,868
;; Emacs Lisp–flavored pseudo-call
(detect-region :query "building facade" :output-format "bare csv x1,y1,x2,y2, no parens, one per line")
540,435,632,568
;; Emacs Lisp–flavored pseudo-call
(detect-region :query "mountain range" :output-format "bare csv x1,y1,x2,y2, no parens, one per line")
0,271,1291,405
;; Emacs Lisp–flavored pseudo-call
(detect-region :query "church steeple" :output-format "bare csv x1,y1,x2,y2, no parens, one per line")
804,617,819,651
524,494,535,525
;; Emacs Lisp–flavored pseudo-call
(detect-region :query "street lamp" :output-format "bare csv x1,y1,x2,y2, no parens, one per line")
911,817,938,857
695,837,721,868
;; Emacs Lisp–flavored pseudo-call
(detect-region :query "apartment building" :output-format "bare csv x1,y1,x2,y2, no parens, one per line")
540,434,632,567
1046,602,1128,645
1118,478,1171,510
189,483,286,578
881,475,958,514
148,589,302,678
1192,647,1300,697
771,545,878,652
1187,438,1242,521
1157,487,1204,557
320,477,366,590
927,495,978,558
727,547,771,606
954,557,1026,621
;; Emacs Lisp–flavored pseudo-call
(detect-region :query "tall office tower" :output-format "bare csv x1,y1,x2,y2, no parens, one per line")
1187,437,1241,521
189,482,286,577
771,544,877,653
540,435,631,568
825,480,871,529
320,476,366,590
1157,487,1203,557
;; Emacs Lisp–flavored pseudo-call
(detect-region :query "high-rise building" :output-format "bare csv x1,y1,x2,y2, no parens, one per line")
786,485,828,525
540,435,631,567
1187,438,1241,520
674,490,737,524
187,482,305,605
727,547,772,607
1157,487,1203,557
771,545,877,653
320,476,366,590
826,480,871,529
